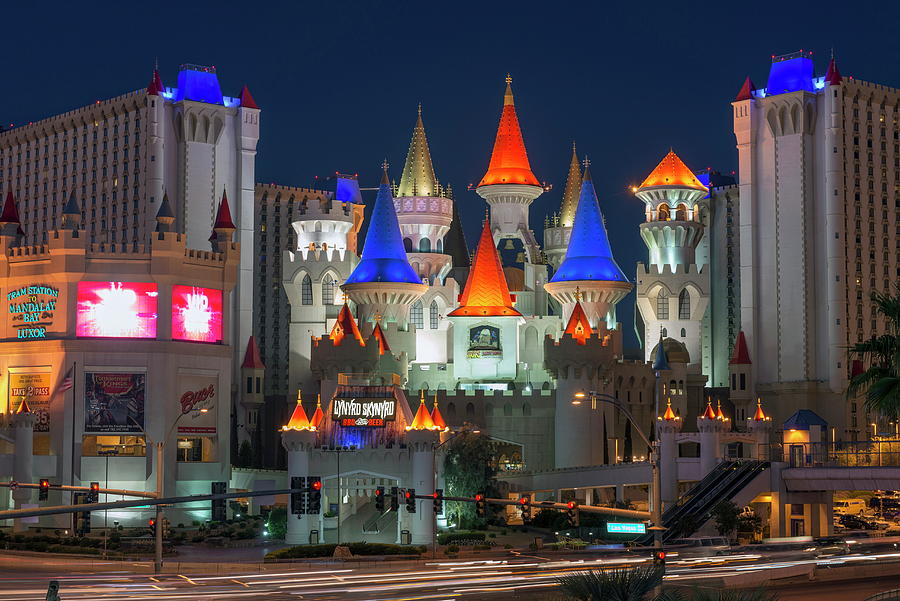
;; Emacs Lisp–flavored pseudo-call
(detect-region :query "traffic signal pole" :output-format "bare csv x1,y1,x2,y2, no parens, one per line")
155,442,163,574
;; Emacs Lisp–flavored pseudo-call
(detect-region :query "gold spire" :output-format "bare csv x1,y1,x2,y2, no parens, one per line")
558,142,582,227
397,105,439,198
504,73,514,106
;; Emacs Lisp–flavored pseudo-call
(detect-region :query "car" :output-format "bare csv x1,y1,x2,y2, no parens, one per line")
839,514,876,530
812,536,851,557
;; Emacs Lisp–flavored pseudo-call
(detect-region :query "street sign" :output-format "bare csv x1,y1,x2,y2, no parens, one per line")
606,521,647,534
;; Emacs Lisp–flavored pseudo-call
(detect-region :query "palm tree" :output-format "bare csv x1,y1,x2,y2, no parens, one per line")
848,285,900,417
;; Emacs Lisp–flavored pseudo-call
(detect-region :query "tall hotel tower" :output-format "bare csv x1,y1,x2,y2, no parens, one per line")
733,52,899,434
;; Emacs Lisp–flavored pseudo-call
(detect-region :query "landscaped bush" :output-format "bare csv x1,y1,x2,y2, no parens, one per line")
266,542,425,560
437,531,486,545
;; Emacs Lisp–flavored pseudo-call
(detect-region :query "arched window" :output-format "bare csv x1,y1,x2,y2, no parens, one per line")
678,289,690,319
301,274,312,305
675,203,688,221
522,403,532,416
661,327,667,338
403,238,413,252
503,402,513,416
429,300,439,329
657,290,669,319
437,239,443,253
465,402,475,418
657,204,670,221
485,403,493,416
680,328,686,337
446,402,457,418
419,238,431,252
322,274,335,305
411,301,424,328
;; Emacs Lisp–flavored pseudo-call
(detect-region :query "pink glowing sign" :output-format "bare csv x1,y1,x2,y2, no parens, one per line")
76,282,158,339
171,285,223,343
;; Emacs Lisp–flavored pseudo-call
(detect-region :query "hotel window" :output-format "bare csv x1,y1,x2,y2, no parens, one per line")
177,437,215,462
678,289,690,319
301,275,312,305
322,274,335,305
657,291,669,319
82,435,146,457
430,300,439,329
411,301,424,329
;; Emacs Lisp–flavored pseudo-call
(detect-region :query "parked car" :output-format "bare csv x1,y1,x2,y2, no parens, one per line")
839,514,876,530
835,499,868,515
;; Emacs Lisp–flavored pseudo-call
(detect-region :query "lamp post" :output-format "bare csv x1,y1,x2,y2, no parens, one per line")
431,424,480,558
321,445,356,545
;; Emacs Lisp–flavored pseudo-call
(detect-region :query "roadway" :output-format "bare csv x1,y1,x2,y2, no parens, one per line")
1,548,900,600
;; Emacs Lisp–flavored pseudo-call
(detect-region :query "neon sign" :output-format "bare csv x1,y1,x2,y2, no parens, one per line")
76,282,158,339
331,398,396,422
7,285,59,339
172,285,223,343
606,522,647,534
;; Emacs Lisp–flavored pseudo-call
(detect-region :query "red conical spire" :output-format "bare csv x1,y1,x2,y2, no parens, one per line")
564,299,593,345
239,85,259,109
477,75,540,187
729,331,752,365
284,392,312,430
241,335,265,368
330,303,365,346
310,394,325,429
15,398,31,414
735,76,756,101
753,398,768,421
448,219,522,317
702,400,717,420
407,391,436,430
214,189,236,230
825,57,843,85
0,189,22,225
371,322,391,355
431,393,448,431
146,69,164,96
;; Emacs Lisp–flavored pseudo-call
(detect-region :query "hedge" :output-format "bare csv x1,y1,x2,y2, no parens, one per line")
266,542,426,560
437,531,487,545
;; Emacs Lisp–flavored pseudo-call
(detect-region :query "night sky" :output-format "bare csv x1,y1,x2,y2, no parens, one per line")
3,1,898,349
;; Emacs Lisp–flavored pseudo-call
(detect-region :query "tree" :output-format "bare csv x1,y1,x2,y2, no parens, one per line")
848,285,900,417
711,500,742,538
266,507,287,539
558,565,673,600
237,440,253,468
443,431,498,529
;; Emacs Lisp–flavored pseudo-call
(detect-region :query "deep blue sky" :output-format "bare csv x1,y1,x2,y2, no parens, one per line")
3,1,898,348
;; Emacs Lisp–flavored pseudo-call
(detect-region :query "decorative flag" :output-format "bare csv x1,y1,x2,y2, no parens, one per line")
59,366,74,392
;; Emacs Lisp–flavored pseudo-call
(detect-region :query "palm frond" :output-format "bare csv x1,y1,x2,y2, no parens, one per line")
557,565,664,600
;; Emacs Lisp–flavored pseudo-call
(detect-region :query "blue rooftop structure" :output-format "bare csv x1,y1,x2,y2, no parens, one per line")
345,170,421,285
173,64,224,105
766,52,815,96
783,410,828,431
550,168,629,284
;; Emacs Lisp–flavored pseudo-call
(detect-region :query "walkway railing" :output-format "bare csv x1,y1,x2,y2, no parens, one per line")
766,439,900,467
863,588,900,601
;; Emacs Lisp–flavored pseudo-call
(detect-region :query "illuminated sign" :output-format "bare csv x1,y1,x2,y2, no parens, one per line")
9,373,52,431
606,522,647,534
76,282,158,339
7,285,59,339
467,325,501,359
84,372,145,433
332,398,396,423
172,286,223,343
177,375,217,435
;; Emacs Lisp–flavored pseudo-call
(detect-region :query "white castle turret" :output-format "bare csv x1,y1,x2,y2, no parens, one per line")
634,150,710,369
542,143,581,270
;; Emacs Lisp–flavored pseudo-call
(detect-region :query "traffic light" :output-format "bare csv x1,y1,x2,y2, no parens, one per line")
162,518,171,539
475,493,486,518
375,486,385,512
308,476,322,514
39,479,49,501
652,550,667,568
211,481,227,522
390,486,400,512
405,489,416,513
148,518,156,536
291,476,306,515
566,501,579,527
518,496,531,524
88,482,100,503
433,489,443,515
73,492,91,535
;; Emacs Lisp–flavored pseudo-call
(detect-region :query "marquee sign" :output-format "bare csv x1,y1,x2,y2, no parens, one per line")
331,396,396,428
7,285,59,339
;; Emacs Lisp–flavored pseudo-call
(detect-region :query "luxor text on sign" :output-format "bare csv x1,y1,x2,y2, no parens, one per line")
331,395,396,427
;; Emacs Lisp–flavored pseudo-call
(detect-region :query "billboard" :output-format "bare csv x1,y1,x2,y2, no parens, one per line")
84,372,145,433
9,373,52,432
76,282,158,339
467,325,501,359
172,286,223,343
7,285,59,339
176,374,218,435
331,390,396,427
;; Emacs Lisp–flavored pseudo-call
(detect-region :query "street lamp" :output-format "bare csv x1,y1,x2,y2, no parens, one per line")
431,424,480,558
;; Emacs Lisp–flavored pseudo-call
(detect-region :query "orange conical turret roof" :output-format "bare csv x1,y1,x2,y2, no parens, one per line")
284,392,312,430
477,75,540,188
702,400,717,420
330,304,365,346
638,150,708,192
431,393,448,431
662,398,676,421
15,398,31,414
715,400,726,420
729,331,752,365
448,219,522,317
753,398,768,421
563,299,593,344
407,391,436,430
371,322,391,355
241,335,265,369
310,394,325,429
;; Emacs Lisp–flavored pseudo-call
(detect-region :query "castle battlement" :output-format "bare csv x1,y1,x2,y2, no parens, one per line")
636,262,706,277
286,247,351,264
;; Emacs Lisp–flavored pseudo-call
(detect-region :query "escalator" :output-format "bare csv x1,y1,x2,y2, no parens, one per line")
637,459,769,545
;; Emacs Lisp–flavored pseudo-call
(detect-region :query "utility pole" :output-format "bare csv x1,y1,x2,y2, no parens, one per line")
155,441,163,573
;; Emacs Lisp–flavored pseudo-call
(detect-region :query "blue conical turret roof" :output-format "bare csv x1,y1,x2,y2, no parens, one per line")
345,167,421,285
550,166,628,283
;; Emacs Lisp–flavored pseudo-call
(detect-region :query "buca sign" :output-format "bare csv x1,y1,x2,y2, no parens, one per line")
331,397,396,425
180,384,215,414
7,285,59,339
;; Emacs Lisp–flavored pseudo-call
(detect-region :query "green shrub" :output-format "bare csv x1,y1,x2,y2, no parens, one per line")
266,542,424,560
503,543,513,549
266,507,287,540
445,545,459,554
488,533,497,538
437,531,486,545
473,544,491,550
